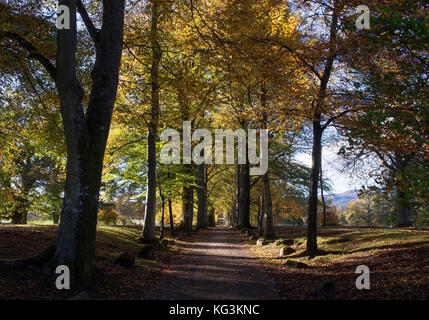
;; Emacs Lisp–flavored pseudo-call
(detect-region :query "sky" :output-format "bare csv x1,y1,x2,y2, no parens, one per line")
294,143,363,195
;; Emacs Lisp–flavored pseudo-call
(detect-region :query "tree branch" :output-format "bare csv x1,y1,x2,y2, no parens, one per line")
321,107,360,131
77,0,99,43
0,31,56,81
109,136,145,156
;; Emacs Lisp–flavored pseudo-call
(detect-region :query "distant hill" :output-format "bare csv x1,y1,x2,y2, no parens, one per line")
326,190,358,211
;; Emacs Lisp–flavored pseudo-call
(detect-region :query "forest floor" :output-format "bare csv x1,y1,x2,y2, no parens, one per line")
0,224,428,299
249,226,429,299
0,225,176,299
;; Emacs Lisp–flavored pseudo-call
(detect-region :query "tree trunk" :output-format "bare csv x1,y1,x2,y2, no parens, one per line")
263,173,274,238
320,149,327,227
11,210,22,225
258,192,264,236
228,204,236,228
160,195,165,239
235,164,240,229
11,200,28,224
182,165,194,232
204,166,208,224
305,0,341,256
395,154,411,227
306,115,322,256
20,210,28,224
53,213,59,225
208,206,216,226
196,164,207,229
0,1,124,285
168,198,175,236
44,0,124,284
238,163,251,229
397,193,410,227
11,181,31,224
141,0,162,243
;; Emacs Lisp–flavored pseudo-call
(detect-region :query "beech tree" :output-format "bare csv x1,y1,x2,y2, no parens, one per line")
1,0,125,283
141,0,162,243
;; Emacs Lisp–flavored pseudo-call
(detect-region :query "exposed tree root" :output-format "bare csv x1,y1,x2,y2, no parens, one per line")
0,242,55,267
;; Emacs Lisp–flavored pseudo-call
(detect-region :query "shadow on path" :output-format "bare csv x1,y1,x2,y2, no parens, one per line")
144,227,280,300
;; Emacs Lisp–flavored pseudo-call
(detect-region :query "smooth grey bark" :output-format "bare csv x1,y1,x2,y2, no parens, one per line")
141,0,162,243
0,1,125,283
262,172,274,238
51,0,125,282
196,164,207,229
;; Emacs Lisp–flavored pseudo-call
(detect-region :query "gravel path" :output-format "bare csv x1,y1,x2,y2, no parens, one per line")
144,227,280,300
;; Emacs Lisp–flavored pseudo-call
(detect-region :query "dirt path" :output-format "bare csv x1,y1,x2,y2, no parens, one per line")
144,227,279,300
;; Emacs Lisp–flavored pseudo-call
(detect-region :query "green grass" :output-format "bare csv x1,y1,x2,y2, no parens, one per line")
248,226,429,299
250,226,429,267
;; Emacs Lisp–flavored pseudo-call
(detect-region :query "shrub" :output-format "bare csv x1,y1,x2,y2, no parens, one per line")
98,207,120,225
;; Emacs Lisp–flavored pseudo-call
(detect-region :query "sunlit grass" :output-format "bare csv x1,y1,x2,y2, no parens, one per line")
250,227,429,268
